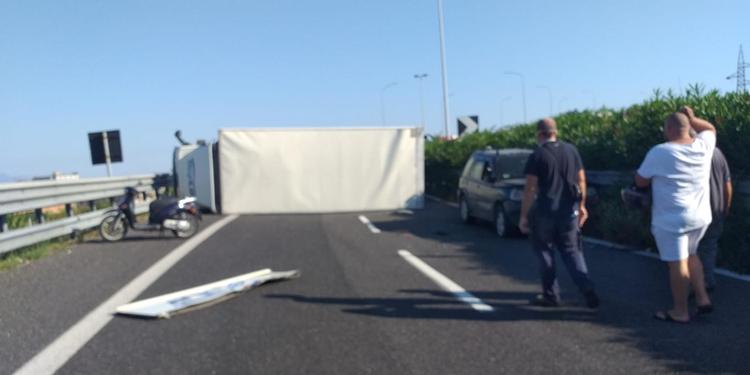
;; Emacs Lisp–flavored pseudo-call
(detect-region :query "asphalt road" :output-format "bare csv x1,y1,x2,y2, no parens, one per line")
1,201,749,374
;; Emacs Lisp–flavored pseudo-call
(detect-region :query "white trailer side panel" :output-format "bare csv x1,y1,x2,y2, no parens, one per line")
219,127,424,214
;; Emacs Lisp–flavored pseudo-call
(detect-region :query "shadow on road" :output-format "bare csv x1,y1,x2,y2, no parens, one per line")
267,290,598,322
282,201,749,374
86,235,182,244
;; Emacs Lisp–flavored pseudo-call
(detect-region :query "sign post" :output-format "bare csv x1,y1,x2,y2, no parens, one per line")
102,131,112,177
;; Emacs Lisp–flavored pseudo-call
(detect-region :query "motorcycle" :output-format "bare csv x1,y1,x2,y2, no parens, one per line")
99,187,201,242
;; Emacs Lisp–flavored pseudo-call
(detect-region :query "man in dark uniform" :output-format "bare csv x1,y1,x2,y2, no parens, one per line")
519,118,599,308
697,147,733,292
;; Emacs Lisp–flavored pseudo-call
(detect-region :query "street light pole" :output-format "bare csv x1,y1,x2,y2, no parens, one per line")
414,74,428,127
380,82,398,125
536,85,553,115
499,96,512,127
504,71,527,124
437,0,451,137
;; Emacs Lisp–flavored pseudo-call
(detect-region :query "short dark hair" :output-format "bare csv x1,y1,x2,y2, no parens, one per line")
537,118,557,136
664,112,690,132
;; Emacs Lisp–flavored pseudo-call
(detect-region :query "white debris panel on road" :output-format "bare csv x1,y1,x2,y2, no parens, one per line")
218,127,424,214
115,269,300,319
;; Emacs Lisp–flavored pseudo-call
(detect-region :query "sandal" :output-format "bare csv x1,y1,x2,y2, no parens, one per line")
653,311,689,324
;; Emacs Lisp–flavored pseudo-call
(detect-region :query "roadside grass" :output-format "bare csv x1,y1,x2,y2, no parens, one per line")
0,213,148,273
0,237,75,272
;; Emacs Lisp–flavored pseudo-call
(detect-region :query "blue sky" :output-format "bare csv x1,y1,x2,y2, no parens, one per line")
1,0,748,178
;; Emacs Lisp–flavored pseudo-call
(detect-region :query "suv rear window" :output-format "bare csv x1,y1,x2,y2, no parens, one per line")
494,153,530,179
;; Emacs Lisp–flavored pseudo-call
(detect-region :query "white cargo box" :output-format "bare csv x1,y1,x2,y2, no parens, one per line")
219,127,424,214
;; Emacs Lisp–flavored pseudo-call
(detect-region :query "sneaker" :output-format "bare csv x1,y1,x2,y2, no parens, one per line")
584,291,600,309
530,294,560,307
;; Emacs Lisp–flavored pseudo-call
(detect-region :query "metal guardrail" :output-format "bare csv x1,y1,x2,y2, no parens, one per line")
0,175,154,215
586,170,632,186
0,175,155,256
587,170,750,205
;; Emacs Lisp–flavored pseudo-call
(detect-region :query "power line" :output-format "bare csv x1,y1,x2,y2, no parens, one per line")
727,45,749,93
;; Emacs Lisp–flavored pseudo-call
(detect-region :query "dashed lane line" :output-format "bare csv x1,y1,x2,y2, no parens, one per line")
358,215,381,234
398,249,494,312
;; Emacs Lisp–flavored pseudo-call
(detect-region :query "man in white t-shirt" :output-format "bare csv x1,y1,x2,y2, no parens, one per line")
635,106,715,323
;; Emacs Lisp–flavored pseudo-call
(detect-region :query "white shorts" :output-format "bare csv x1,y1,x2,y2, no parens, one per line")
651,226,709,262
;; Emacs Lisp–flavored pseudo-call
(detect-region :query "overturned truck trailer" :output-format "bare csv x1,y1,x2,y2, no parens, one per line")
219,127,424,214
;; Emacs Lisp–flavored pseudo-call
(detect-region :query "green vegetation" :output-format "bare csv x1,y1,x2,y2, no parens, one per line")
425,86,750,274
6,198,114,230
0,237,73,271
0,210,152,272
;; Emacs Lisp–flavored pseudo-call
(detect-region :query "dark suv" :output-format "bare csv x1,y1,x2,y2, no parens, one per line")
457,148,533,237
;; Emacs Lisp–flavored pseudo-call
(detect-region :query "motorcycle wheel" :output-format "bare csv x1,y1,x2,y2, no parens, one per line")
172,212,199,238
100,214,127,242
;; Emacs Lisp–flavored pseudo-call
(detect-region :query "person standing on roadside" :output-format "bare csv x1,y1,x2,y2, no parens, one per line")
697,147,733,292
635,106,714,323
519,118,600,309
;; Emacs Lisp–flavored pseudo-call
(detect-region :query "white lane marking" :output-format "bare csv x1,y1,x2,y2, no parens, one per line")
425,194,458,208
633,250,660,260
13,214,240,375
715,268,750,282
584,237,750,282
357,215,381,234
397,249,494,312
429,194,750,285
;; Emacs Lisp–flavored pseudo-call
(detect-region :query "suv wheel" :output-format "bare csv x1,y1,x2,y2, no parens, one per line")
494,205,512,237
459,197,472,224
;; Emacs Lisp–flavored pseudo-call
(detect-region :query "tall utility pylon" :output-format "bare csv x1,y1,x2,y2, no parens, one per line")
727,45,749,93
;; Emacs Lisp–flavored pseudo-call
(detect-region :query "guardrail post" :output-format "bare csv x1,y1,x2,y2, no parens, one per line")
35,208,45,224
89,200,96,212
65,203,74,217
0,215,6,233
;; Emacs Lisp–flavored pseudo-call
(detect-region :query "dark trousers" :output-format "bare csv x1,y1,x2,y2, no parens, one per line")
697,216,724,289
530,212,595,301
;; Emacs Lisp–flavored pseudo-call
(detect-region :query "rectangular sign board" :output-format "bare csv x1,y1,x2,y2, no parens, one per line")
88,130,123,165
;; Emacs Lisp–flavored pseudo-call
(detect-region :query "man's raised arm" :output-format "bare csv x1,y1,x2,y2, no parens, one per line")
680,106,715,134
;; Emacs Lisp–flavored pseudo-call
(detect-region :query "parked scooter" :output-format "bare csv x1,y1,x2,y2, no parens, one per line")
99,187,201,242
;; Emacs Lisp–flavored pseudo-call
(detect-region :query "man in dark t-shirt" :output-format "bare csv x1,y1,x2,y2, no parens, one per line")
697,147,733,291
519,118,599,308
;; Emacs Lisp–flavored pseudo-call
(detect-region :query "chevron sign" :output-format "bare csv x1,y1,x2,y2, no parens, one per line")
457,116,479,137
